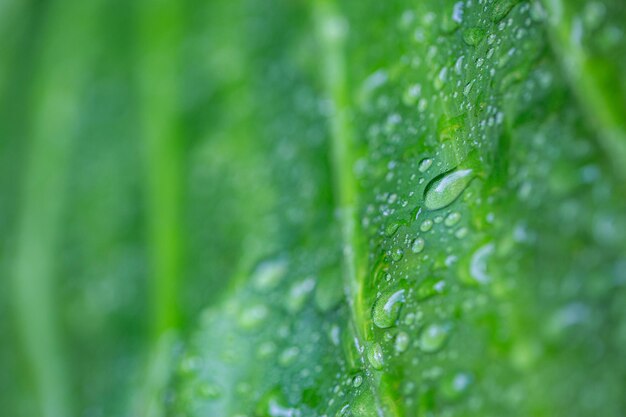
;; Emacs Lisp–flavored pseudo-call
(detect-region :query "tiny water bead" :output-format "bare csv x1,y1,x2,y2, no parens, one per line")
372,289,406,328
252,258,288,291
367,342,385,370
418,322,452,353
411,237,425,253
352,374,363,388
463,27,485,45
238,304,269,329
470,243,494,284
420,219,434,232
385,222,401,237
423,169,474,210
390,248,404,262
444,211,461,227
416,277,446,300
395,331,410,353
418,158,433,173
441,372,473,400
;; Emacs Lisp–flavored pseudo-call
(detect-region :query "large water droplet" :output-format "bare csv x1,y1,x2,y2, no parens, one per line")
419,322,452,352
423,169,474,210
372,289,406,328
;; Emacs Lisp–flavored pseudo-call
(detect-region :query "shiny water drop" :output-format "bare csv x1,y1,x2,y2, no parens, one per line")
390,248,404,262
419,322,452,352
416,277,446,300
491,0,520,22
441,372,473,400
423,169,474,210
238,304,269,329
367,342,385,370
470,243,494,284
455,227,469,239
411,237,425,253
420,219,433,232
372,289,406,328
278,347,299,367
253,259,288,291
286,278,316,313
395,331,410,353
444,211,461,227
352,374,363,388
418,158,433,173
385,222,400,237
463,27,485,45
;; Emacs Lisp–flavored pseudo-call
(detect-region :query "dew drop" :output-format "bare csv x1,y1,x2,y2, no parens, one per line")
423,169,474,211
385,222,401,237
238,304,269,329
352,374,363,388
390,248,404,262
367,342,385,370
395,331,410,353
470,243,494,284
278,347,300,367
420,219,433,232
444,211,461,227
463,27,485,45
491,0,520,22
411,237,425,253
253,259,288,291
418,158,433,173
372,289,406,328
416,277,446,300
419,322,452,353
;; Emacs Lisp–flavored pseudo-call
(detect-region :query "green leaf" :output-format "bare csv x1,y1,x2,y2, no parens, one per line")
168,0,626,416
2,0,625,416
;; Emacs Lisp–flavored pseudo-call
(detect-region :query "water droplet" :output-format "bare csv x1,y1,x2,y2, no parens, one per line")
455,227,469,239
441,372,473,400
198,383,222,400
390,248,404,262
411,237,425,253
469,243,494,284
395,331,410,353
372,289,406,328
420,219,433,232
416,277,446,300
385,222,401,237
418,158,433,173
402,83,422,106
278,347,300,367
491,0,520,22
437,114,465,142
352,374,363,387
419,322,452,352
286,278,316,313
463,27,485,45
253,259,288,291
367,342,385,370
423,169,474,210
444,211,461,227
238,304,269,329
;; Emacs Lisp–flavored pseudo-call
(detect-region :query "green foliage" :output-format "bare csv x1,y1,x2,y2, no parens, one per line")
1,0,625,416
